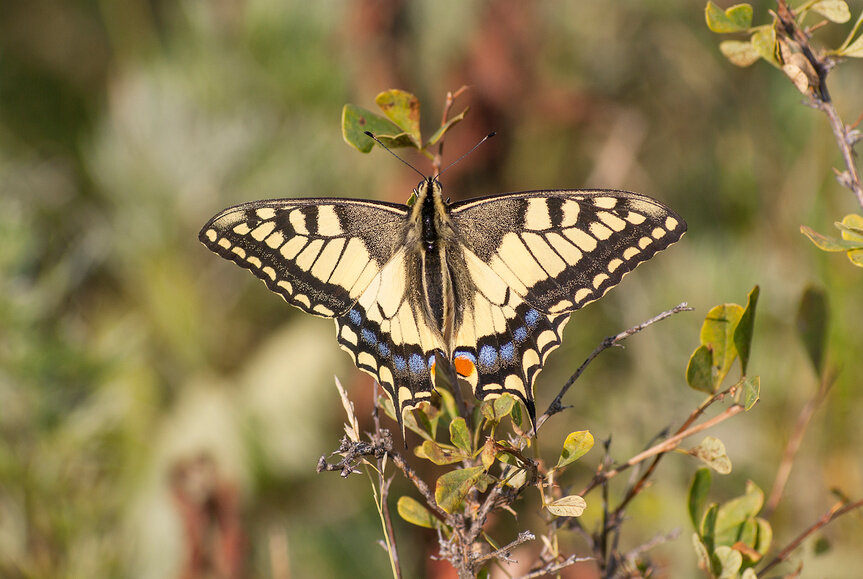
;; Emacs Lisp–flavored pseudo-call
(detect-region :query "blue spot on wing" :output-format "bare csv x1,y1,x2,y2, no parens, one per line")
409,354,425,374
393,355,407,372
513,326,528,343
478,345,498,369
378,342,390,357
361,329,377,345
500,342,515,361
348,309,362,326
525,309,540,327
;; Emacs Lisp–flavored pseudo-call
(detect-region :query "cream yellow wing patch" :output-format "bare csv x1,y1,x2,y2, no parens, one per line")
199,198,407,317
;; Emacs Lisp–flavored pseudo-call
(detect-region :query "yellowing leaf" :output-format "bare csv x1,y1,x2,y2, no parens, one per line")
397,496,437,528
546,495,587,517
416,440,465,465
689,436,732,474
839,32,863,57
741,376,760,411
750,26,778,66
555,430,594,469
435,466,486,513
713,545,743,576
811,0,851,23
705,2,754,33
720,40,760,66
375,89,421,147
697,303,744,390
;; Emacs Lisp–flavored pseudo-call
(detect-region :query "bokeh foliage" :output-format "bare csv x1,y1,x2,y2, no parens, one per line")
1,0,861,577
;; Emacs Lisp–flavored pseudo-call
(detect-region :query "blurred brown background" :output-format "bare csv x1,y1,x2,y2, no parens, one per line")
1,0,861,577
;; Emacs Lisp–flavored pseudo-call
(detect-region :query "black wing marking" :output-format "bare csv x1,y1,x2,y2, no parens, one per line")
200,198,407,317
449,190,687,315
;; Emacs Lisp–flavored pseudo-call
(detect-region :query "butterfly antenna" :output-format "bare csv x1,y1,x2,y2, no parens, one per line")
437,132,496,179
364,131,427,181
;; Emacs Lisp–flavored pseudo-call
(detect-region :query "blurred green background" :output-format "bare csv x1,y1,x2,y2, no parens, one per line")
1,1,861,577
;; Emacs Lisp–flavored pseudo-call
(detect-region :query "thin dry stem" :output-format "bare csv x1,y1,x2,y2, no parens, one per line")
759,499,863,575
764,369,835,517
580,391,744,497
535,302,692,433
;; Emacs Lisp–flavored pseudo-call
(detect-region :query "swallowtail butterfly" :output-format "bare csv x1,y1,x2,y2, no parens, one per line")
200,177,685,434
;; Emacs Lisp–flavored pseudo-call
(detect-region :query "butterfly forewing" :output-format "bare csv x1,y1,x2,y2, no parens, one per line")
450,190,686,315
199,199,407,317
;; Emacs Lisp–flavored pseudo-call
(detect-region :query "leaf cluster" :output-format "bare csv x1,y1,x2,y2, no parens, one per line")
690,469,772,579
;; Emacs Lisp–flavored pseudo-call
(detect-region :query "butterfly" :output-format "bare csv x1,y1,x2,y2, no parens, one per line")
200,177,686,435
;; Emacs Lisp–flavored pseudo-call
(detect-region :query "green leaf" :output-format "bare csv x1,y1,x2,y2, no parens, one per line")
705,2,754,33
416,440,465,465
754,517,772,556
449,417,472,454
702,303,745,387
546,495,587,517
796,286,828,375
687,344,715,393
375,89,421,147
715,481,764,547
341,105,405,153
689,436,732,474
719,40,761,66
397,496,437,528
689,468,713,530
493,394,516,419
713,545,743,577
810,0,851,23
701,503,719,552
426,107,469,147
813,535,830,555
734,285,759,375
435,466,485,513
738,516,758,549
512,401,523,427
555,430,594,469
741,376,760,411
438,387,459,420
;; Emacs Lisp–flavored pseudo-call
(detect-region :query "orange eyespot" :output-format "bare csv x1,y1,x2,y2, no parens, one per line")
454,356,476,377
430,360,436,380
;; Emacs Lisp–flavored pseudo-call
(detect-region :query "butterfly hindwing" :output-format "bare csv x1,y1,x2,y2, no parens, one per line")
335,248,445,432
449,262,570,426
450,190,687,315
199,198,407,317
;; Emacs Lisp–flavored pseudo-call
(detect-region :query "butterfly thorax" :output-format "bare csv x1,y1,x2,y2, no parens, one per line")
409,178,460,349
